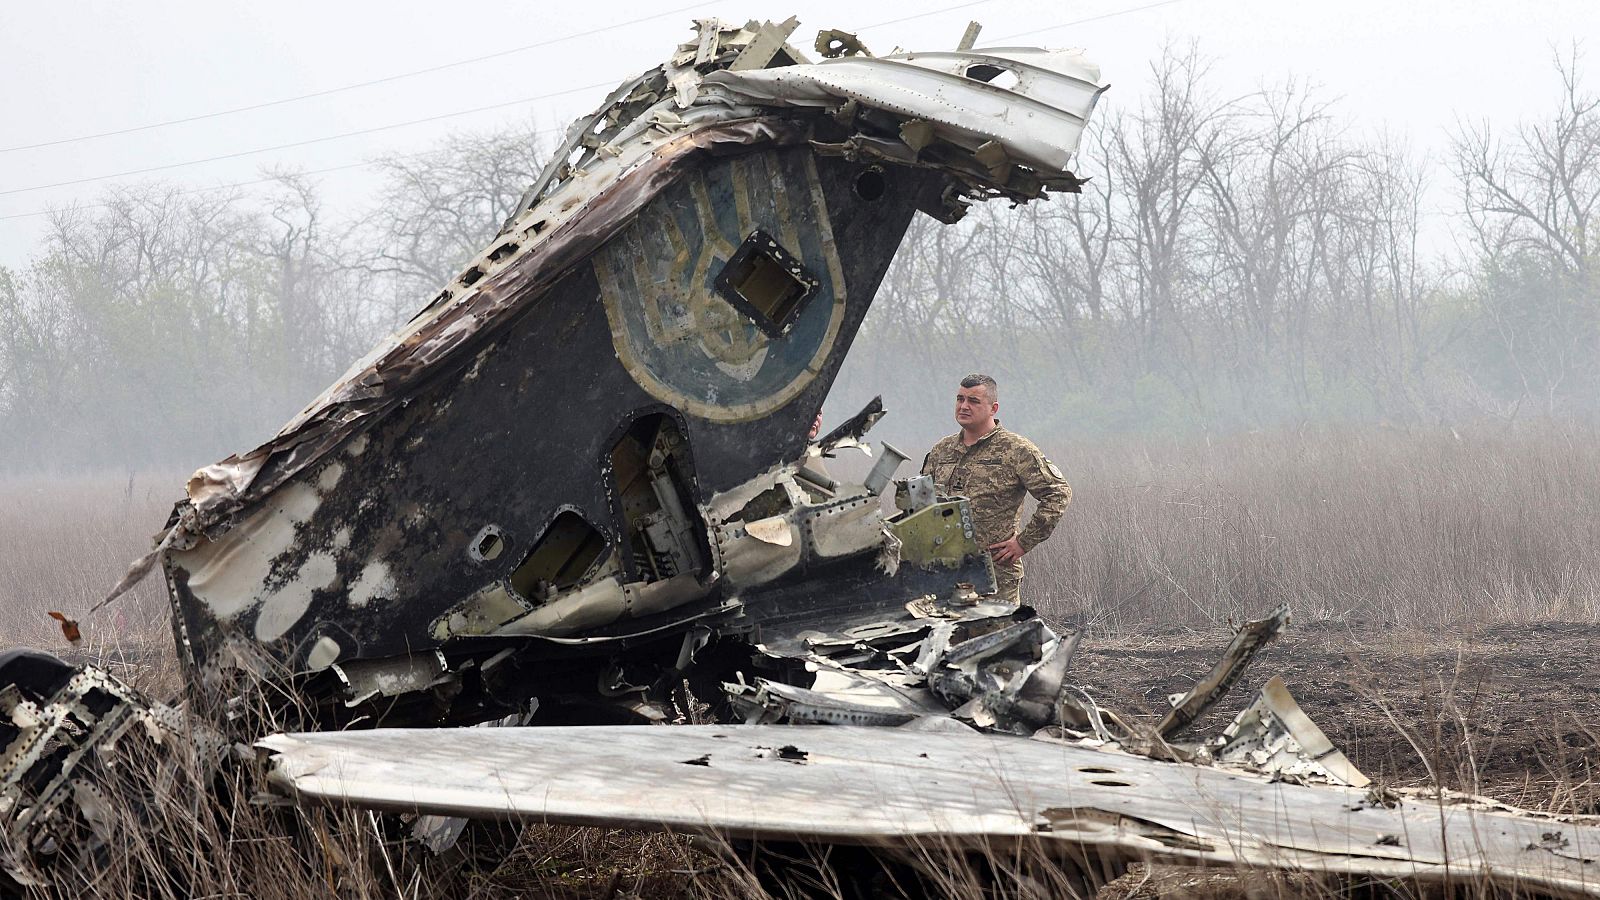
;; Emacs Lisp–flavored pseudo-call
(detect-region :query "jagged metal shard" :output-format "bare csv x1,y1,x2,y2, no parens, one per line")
1215,675,1370,787
8,17,1597,897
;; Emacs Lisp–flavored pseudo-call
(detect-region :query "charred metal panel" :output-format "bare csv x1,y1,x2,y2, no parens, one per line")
165,146,928,682
732,552,990,649
1,652,221,886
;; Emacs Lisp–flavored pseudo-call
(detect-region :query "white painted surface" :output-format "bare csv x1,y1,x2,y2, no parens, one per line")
260,724,1600,893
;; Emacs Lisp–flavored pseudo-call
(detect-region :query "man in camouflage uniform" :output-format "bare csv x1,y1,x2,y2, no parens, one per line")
921,374,1071,604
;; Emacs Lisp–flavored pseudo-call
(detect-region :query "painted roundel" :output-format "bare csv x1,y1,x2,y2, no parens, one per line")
592,147,848,423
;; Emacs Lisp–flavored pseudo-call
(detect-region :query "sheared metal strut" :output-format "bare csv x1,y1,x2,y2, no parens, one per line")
1157,604,1289,738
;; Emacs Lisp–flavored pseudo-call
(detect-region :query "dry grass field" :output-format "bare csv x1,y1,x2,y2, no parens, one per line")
3,421,1597,897
1026,422,1600,628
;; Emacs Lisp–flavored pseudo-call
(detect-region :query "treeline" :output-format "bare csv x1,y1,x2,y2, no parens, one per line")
839,49,1600,445
2,52,1596,472
0,127,547,471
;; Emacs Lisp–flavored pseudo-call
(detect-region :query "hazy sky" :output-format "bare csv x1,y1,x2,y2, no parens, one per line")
2,0,1596,269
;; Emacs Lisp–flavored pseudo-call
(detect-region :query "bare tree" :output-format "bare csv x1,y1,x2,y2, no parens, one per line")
1008,119,1120,385
1453,47,1600,415
1105,46,1230,410
354,121,552,315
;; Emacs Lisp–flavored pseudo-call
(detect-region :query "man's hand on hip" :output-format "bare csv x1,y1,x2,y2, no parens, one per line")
988,535,1024,564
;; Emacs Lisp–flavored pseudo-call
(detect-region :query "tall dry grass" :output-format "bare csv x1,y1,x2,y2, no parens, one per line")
6,423,1597,646
0,471,180,653
1025,421,1600,629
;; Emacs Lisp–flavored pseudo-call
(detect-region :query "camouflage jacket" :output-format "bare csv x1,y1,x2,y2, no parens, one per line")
920,424,1072,551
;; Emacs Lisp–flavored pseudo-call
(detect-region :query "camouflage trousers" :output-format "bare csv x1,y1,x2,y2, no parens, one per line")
992,558,1023,605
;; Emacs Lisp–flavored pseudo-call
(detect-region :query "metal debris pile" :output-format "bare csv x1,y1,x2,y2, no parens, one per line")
4,15,1598,898
727,600,1372,788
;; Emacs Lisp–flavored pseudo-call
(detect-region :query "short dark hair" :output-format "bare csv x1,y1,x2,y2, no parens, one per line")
960,373,998,401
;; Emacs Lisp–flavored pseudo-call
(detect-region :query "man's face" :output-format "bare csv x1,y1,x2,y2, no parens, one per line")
955,384,996,429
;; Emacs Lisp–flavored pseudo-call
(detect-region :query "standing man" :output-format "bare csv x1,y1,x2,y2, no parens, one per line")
921,374,1072,603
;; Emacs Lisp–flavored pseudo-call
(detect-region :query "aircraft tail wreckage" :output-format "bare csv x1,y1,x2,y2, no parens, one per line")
4,17,1598,896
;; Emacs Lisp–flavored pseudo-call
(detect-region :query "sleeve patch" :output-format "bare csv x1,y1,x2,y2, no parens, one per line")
1045,460,1065,481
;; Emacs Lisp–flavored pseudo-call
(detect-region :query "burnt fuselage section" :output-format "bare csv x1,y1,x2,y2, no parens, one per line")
146,18,1111,728
162,145,972,723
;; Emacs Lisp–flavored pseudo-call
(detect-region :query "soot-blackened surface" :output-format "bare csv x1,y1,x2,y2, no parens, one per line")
175,148,934,671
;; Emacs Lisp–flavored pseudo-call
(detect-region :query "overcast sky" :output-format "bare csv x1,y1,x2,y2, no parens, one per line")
2,0,1596,270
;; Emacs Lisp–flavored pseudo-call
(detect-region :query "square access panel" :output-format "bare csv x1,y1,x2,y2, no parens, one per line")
713,229,821,338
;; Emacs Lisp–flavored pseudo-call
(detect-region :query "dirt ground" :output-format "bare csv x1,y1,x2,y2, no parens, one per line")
1065,619,1600,815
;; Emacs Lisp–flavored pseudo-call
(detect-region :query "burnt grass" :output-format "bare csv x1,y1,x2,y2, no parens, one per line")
1066,618,1600,815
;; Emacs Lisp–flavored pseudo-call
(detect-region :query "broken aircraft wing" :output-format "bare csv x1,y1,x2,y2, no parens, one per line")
259,724,1600,897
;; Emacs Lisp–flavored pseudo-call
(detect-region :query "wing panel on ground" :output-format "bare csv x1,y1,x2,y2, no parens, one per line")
259,725,1599,895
